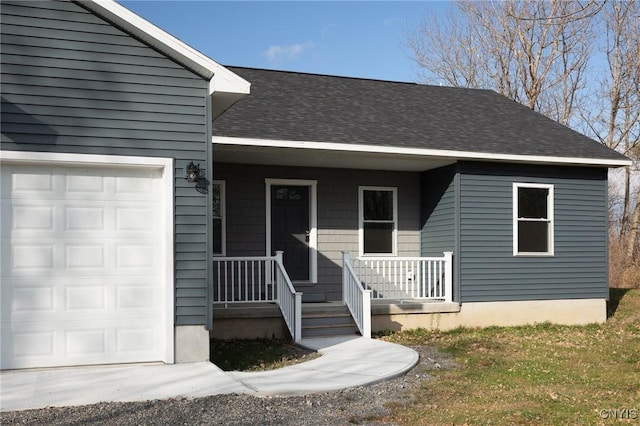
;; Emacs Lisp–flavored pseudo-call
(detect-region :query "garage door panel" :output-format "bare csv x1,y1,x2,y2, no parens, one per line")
4,202,160,238
3,317,165,369
4,166,54,195
4,240,161,276
7,277,162,320
1,161,170,369
2,322,163,369
3,165,162,201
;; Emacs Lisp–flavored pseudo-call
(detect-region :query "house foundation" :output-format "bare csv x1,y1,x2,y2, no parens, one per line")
175,325,210,363
210,304,289,340
207,298,607,341
371,298,607,332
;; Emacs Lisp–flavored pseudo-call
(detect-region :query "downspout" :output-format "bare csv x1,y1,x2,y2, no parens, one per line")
454,163,461,304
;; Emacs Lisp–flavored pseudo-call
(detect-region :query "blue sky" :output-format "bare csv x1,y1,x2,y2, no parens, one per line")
120,1,453,83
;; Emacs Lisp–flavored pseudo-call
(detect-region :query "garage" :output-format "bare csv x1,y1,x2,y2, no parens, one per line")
0,156,173,369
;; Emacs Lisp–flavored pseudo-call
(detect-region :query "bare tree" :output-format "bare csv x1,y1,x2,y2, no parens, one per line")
584,0,640,258
408,0,640,265
407,0,593,126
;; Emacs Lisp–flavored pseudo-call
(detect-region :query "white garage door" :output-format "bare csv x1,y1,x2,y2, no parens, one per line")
1,161,171,369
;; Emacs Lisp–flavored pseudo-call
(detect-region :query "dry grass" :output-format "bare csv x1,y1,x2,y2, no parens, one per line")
609,238,640,289
381,289,640,425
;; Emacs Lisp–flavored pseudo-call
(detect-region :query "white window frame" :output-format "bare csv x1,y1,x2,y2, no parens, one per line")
513,183,554,256
213,180,226,256
359,186,398,256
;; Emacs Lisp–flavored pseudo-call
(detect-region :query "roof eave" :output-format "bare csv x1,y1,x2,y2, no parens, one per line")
77,0,250,98
212,136,632,168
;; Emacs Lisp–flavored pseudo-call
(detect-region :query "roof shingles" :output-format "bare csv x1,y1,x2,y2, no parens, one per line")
214,67,626,162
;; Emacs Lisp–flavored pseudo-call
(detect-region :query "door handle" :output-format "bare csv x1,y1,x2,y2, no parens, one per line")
305,230,310,242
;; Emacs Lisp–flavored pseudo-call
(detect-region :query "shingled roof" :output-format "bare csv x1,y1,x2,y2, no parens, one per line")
214,67,628,164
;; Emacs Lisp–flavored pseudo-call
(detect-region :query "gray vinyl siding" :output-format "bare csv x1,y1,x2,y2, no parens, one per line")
458,162,609,302
1,1,210,325
213,163,421,301
420,165,457,256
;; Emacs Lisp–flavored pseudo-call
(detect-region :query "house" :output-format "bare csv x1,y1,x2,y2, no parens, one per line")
1,1,630,372
0,0,249,370
209,67,630,340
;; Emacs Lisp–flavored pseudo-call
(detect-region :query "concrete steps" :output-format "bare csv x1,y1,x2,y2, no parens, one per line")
301,303,359,338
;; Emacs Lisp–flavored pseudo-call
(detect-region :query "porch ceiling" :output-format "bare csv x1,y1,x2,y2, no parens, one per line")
213,144,455,172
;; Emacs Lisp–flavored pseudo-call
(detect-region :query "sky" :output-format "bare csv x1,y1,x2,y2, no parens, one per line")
120,1,453,83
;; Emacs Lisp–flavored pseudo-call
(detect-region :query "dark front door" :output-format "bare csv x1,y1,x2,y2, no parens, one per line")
271,185,310,281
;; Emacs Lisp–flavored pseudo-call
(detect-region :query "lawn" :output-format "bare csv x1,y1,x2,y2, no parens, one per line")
380,288,640,425
210,338,318,371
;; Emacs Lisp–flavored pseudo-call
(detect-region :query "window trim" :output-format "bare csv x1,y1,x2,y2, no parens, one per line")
358,186,398,256
513,182,554,257
213,180,226,256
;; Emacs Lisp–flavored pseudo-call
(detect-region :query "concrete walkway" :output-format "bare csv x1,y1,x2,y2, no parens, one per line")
0,336,418,412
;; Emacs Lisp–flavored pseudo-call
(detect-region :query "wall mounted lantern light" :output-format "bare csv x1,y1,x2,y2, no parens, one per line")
185,161,201,183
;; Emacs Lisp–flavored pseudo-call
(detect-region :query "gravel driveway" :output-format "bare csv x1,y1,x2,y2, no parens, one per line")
1,346,454,426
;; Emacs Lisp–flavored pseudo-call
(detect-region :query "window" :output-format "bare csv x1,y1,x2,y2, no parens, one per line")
359,187,397,255
513,183,554,256
213,181,225,256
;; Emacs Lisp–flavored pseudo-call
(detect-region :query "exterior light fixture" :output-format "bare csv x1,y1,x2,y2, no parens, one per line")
185,161,200,183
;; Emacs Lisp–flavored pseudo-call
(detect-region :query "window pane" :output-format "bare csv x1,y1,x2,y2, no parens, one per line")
518,188,548,219
212,184,221,217
213,218,222,254
363,222,393,254
363,190,393,220
518,221,548,252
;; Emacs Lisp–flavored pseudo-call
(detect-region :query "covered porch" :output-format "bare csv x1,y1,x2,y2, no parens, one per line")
211,251,456,342
211,137,461,341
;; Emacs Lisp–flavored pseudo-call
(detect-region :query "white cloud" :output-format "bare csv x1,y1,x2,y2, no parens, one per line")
262,42,314,64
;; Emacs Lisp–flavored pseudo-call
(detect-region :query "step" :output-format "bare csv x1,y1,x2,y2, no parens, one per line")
301,303,359,338
302,302,350,316
302,314,353,327
301,293,326,303
302,323,360,338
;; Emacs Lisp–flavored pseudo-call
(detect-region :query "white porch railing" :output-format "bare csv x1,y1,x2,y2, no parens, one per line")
212,252,302,342
273,252,303,343
342,251,372,338
351,252,453,302
212,255,277,304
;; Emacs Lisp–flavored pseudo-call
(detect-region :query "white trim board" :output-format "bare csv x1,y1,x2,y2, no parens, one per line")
358,186,398,257
213,136,631,168
0,150,175,365
77,0,249,96
512,182,555,257
265,178,318,284
212,180,226,256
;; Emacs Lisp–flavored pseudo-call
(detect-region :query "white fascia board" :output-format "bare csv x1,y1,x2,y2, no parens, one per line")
79,0,250,96
212,136,632,168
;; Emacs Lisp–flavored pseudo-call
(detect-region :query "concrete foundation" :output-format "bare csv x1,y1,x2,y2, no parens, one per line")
210,304,289,340
371,298,607,332
175,325,210,363
208,299,608,340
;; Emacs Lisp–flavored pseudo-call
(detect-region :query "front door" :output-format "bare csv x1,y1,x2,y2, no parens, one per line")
271,185,310,281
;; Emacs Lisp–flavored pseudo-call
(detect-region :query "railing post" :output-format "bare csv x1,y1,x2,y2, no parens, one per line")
362,290,371,338
294,292,302,343
443,251,453,303
342,251,350,304
273,250,284,290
